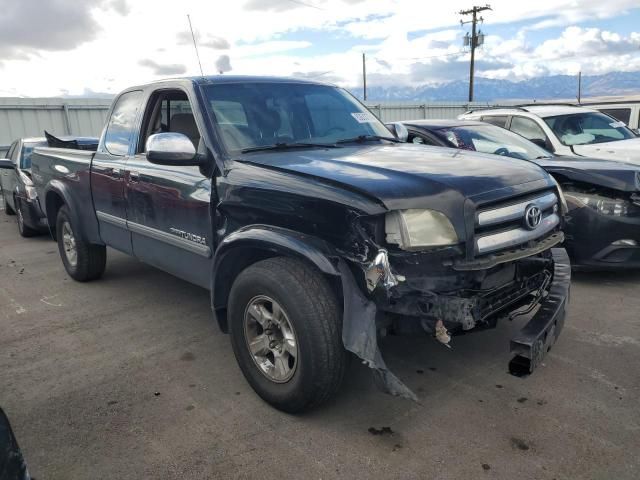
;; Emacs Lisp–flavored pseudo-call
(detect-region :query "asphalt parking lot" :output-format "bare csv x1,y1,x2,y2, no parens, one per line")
1,209,639,480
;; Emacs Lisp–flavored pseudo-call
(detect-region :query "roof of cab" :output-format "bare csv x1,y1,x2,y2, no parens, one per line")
401,119,486,129
144,75,333,88
522,104,599,117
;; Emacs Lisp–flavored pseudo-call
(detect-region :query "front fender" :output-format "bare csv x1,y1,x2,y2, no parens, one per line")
211,225,341,332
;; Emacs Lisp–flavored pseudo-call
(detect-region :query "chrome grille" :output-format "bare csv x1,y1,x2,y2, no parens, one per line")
475,191,559,255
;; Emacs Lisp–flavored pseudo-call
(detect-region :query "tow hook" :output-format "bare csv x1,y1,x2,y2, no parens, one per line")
364,249,404,292
434,320,452,348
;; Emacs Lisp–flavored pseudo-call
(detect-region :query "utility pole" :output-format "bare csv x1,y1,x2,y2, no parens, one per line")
577,71,582,104
460,5,491,102
362,53,367,101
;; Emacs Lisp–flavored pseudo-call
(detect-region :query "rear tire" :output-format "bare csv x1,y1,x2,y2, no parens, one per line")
228,257,347,413
15,198,37,237
56,206,106,281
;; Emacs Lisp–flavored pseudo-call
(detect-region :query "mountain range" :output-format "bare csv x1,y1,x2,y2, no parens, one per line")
358,71,640,102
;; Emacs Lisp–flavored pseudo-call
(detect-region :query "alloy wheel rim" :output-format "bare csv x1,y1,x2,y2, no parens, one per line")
17,205,24,232
243,295,298,383
62,221,77,267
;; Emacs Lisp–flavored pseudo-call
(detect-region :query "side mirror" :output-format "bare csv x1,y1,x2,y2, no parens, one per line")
145,133,200,166
529,137,555,153
385,123,409,142
0,158,15,169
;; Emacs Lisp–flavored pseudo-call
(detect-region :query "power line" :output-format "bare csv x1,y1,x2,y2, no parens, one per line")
460,4,492,101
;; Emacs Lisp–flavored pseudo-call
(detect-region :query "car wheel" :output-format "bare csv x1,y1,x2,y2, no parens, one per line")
15,198,37,237
3,191,15,215
56,206,106,281
228,257,347,413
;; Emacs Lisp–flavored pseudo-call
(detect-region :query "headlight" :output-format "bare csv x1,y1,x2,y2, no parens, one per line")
385,209,459,250
25,185,38,200
563,191,638,217
18,171,38,200
550,176,568,215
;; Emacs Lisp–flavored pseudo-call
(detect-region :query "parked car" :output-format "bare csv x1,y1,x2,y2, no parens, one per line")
26,76,570,412
0,135,98,237
581,98,640,132
459,105,640,165
397,119,640,269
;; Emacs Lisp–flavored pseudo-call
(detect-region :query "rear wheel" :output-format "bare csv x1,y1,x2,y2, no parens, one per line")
15,198,37,237
56,206,106,281
228,257,347,413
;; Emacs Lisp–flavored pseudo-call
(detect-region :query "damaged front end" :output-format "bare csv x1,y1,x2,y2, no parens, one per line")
338,188,570,401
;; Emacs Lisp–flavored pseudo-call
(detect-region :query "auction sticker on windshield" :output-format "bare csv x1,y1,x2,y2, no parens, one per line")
351,112,377,123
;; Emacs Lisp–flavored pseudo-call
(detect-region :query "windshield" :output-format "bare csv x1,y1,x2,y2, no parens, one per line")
20,141,47,169
202,82,393,154
544,112,636,146
431,124,552,160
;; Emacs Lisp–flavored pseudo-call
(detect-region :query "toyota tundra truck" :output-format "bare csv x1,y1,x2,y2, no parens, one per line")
30,76,571,412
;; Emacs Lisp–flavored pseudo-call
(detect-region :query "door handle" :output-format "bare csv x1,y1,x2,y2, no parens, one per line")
128,170,140,183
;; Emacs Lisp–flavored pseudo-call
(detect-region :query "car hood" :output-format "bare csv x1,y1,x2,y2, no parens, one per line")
572,137,640,165
237,144,550,210
535,156,640,192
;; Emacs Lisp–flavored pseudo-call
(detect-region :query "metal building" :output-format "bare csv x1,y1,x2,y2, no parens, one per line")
0,97,112,156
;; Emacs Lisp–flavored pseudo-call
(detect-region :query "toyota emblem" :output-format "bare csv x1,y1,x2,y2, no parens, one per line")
524,204,542,230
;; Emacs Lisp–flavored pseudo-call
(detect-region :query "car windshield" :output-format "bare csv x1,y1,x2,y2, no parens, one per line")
543,112,636,146
431,124,552,160
202,82,394,154
20,141,47,169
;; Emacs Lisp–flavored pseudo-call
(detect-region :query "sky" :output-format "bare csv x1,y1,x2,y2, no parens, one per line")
0,0,639,97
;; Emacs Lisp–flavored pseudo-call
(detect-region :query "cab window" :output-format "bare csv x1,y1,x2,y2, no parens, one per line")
481,115,508,128
138,90,201,152
104,90,143,156
509,116,548,146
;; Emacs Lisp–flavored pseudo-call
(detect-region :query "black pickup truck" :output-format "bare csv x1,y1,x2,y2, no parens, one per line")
30,76,570,412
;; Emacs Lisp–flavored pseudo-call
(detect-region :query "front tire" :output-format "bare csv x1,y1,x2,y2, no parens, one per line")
228,257,347,413
56,206,106,281
15,198,37,237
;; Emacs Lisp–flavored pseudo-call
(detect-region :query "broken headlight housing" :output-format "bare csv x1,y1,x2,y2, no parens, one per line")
19,171,38,200
564,190,640,217
385,209,458,250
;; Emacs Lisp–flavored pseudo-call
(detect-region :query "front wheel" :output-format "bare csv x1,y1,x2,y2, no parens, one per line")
56,206,106,281
228,257,347,413
16,198,37,237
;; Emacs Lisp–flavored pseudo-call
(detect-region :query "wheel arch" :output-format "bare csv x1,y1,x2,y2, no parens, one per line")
44,182,80,239
211,226,342,332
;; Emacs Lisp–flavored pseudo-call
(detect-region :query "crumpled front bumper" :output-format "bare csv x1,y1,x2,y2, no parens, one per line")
340,247,571,401
508,248,571,376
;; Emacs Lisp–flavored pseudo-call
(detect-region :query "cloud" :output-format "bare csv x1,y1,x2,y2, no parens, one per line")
138,59,187,75
215,55,233,73
176,31,230,49
0,0,128,59
244,0,324,12
108,0,130,15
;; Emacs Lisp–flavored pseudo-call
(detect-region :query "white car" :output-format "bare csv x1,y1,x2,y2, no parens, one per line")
460,104,640,165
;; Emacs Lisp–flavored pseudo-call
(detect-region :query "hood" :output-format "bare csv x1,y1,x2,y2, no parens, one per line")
237,144,550,210
571,137,640,165
535,156,640,192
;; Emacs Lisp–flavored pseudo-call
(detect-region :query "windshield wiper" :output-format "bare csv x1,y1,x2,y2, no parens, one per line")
335,134,400,144
241,142,341,153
